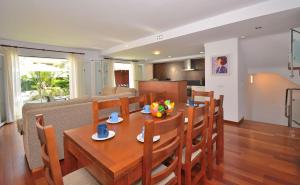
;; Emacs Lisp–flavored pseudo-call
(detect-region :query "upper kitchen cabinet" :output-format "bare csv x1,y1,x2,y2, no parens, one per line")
153,58,205,85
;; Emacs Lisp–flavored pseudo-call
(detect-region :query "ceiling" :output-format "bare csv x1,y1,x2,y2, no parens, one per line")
0,0,266,50
110,8,300,61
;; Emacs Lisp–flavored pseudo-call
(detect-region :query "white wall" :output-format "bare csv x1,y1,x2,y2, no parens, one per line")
143,63,153,80
246,73,300,126
241,32,300,85
240,32,300,126
205,38,242,122
0,39,102,96
238,41,247,121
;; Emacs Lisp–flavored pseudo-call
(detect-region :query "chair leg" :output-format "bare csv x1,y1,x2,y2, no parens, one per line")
216,120,224,165
220,129,224,163
216,135,221,165
185,166,192,185
207,145,213,180
202,151,207,184
219,123,224,164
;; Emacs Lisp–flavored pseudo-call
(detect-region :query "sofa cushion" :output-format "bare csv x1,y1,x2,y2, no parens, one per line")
101,86,116,96
92,95,119,101
116,87,136,95
19,96,91,134
22,96,91,113
92,92,135,101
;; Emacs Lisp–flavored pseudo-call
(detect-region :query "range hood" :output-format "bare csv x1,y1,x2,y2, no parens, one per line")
183,59,194,71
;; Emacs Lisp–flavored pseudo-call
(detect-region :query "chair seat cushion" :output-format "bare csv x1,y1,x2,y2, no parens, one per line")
212,132,217,139
135,164,175,185
63,168,101,185
182,147,202,164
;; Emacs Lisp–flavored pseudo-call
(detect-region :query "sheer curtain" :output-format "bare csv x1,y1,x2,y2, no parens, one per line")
130,62,137,88
69,54,86,98
0,47,22,122
106,60,115,87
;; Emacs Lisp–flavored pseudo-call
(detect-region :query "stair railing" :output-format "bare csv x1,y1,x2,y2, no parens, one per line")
285,88,300,127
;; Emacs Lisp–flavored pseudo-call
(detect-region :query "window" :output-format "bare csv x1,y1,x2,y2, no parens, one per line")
19,56,70,103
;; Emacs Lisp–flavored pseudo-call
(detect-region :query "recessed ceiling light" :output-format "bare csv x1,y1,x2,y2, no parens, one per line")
168,55,172,58
240,35,246,39
255,26,262,30
125,45,129,47
153,51,160,55
199,51,205,54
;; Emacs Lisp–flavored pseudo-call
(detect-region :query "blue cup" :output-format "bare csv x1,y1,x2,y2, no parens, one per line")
109,112,119,122
97,124,108,138
143,105,150,113
188,98,194,106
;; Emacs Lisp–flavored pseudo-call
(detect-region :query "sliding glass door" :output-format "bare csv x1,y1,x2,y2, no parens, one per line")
19,56,70,103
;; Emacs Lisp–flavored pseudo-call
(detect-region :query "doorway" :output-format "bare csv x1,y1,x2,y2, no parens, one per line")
114,70,129,87
113,63,134,88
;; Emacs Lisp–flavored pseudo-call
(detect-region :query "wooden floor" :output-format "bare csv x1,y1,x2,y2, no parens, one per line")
0,120,299,185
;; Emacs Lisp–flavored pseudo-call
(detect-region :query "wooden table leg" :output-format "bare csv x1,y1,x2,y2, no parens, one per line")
63,135,78,175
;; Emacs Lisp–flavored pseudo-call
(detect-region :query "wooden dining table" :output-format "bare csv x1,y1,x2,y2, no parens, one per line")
63,103,189,185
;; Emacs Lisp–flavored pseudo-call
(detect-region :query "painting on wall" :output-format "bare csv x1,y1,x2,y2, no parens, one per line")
212,55,229,75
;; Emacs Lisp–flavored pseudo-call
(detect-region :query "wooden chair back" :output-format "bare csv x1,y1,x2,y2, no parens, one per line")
191,90,214,105
208,95,224,144
92,97,129,128
128,95,147,113
184,102,209,185
142,111,184,185
35,114,64,185
207,95,224,179
215,95,224,162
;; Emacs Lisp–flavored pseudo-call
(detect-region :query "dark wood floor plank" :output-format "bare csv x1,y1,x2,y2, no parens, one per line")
0,123,36,185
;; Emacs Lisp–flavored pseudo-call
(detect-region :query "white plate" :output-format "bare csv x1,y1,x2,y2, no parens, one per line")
136,133,160,143
186,103,198,106
198,104,205,107
106,117,123,124
91,130,116,141
141,110,151,114
185,117,188,123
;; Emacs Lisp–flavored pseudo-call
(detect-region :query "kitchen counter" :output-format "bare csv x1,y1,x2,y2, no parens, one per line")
138,80,187,103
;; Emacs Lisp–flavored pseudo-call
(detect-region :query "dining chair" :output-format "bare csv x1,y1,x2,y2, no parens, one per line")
183,102,209,185
139,111,184,185
128,94,147,113
207,95,224,179
92,97,129,129
191,90,214,105
35,114,101,185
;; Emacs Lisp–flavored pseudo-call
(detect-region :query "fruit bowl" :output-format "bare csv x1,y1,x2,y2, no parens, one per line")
150,100,175,118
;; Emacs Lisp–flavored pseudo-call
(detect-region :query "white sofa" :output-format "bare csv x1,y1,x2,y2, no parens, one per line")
18,87,137,170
